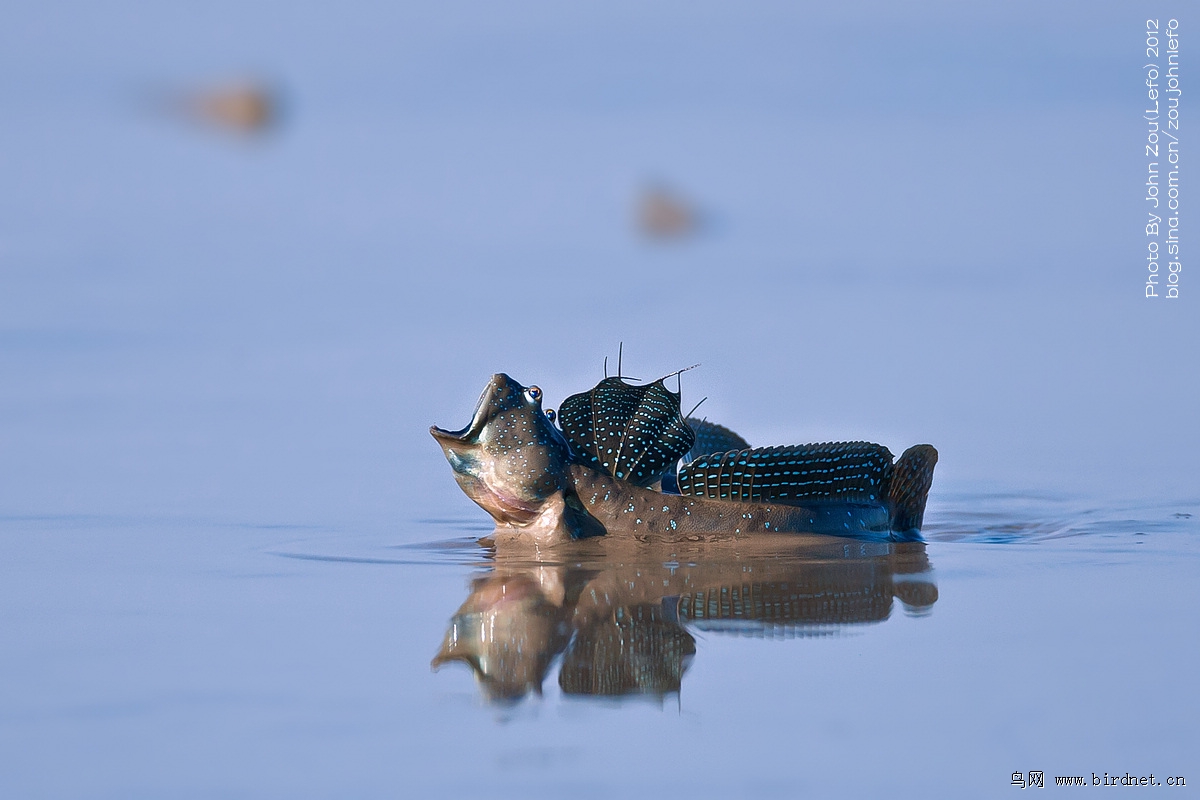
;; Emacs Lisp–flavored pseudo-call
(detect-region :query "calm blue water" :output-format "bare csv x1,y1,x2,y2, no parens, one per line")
2,499,1196,797
1,2,1197,797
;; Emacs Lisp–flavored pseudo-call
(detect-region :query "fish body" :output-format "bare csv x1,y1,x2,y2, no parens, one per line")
432,373,936,545
568,463,892,538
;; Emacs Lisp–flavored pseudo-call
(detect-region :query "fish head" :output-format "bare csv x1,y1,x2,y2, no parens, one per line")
431,373,576,527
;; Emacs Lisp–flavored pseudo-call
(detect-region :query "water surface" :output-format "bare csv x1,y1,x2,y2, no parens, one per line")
3,495,1195,798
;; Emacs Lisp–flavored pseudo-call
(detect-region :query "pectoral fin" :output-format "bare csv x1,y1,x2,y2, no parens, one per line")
561,489,607,539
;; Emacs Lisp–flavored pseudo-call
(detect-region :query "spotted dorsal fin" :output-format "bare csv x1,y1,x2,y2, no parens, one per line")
557,376,696,488
675,441,894,506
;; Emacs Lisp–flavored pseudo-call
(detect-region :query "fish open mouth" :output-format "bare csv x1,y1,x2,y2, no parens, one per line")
429,425,470,445
429,375,501,444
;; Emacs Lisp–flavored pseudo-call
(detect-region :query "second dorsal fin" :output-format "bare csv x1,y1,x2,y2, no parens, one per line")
676,441,894,506
683,418,750,463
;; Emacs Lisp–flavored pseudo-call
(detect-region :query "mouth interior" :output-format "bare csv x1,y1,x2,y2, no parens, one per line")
431,379,497,444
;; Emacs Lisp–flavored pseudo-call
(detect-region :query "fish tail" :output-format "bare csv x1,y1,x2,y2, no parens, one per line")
888,445,938,533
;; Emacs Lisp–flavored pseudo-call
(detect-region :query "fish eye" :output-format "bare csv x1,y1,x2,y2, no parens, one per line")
526,386,542,402
545,409,556,423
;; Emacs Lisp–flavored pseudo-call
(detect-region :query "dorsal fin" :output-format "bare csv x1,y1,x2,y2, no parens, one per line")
557,376,696,488
676,441,894,506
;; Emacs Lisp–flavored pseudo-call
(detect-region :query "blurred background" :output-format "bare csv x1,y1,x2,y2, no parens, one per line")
1,0,1195,530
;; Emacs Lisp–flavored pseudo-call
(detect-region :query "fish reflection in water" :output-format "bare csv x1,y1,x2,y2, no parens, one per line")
433,537,936,702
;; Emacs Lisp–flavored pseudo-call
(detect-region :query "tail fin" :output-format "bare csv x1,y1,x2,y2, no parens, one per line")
888,445,938,534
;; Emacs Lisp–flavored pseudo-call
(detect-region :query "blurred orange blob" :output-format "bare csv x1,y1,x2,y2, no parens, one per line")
637,185,699,239
184,80,281,135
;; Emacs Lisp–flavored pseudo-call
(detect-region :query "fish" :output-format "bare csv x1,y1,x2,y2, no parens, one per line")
431,373,937,545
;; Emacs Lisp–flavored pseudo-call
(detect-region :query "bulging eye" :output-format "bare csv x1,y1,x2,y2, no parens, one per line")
526,386,542,402
545,409,556,423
